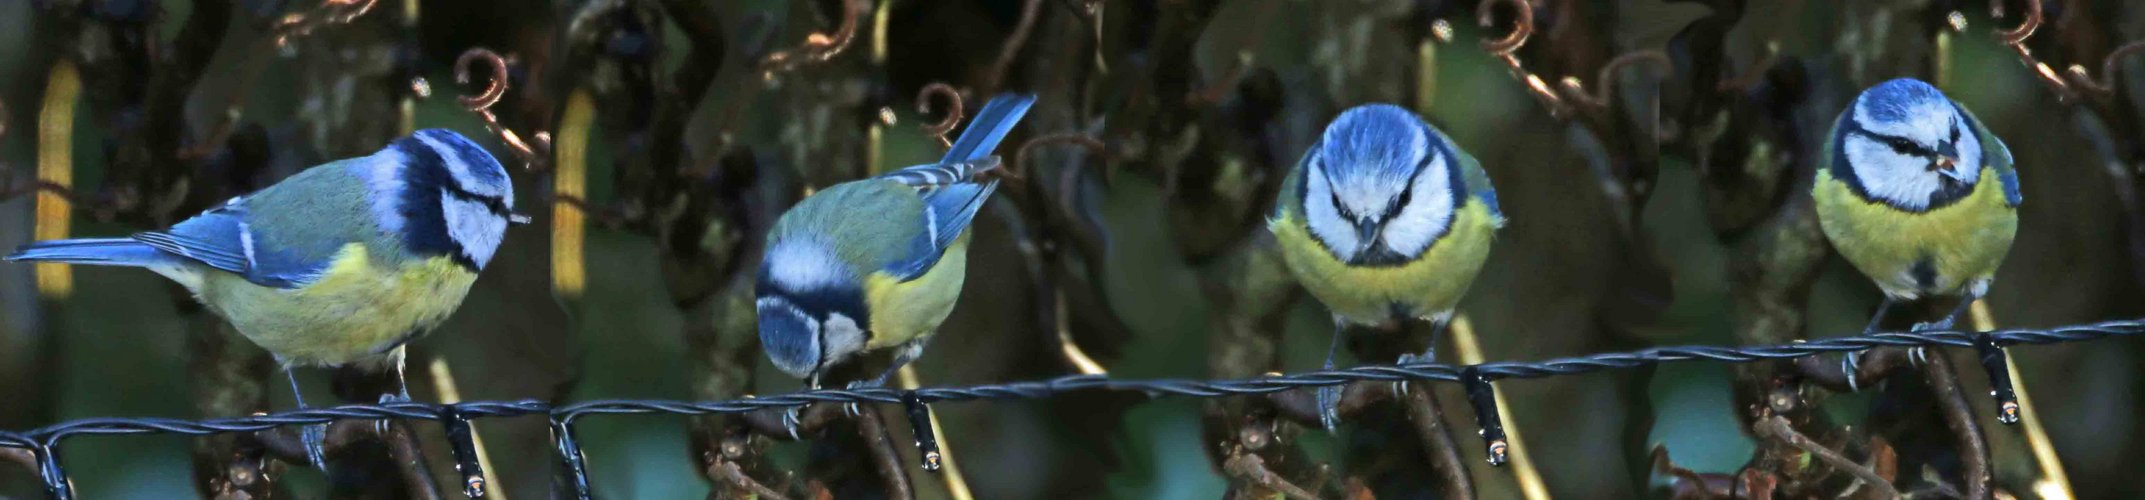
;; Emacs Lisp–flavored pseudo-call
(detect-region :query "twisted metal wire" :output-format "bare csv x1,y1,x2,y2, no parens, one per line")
4,318,2141,498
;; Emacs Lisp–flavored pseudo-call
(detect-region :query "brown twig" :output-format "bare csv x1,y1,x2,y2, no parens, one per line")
710,459,790,500
759,0,868,76
2064,41,2145,97
1794,346,1915,393
1477,0,1568,116
1752,415,1899,498
1403,383,1474,499
272,0,380,48
1922,351,1993,500
917,83,965,149
253,419,443,499
1563,50,1672,110
985,0,1045,92
454,48,549,170
854,405,916,500
1220,446,1320,500
1981,0,2084,101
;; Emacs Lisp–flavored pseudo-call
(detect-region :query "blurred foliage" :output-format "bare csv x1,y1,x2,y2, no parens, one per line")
0,0,2143,498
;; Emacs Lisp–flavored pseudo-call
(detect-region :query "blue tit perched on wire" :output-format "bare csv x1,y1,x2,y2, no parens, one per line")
1268,104,1504,429
756,93,1031,400
1814,78,2018,381
7,129,523,464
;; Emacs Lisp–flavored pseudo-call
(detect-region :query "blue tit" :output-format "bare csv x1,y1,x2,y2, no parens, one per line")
1268,104,1504,429
1813,78,2019,337
7,128,520,465
756,93,1032,394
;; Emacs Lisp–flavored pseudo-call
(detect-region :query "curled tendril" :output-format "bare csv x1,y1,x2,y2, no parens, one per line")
1017,132,1116,219
455,49,510,111
2066,41,2145,97
758,0,868,77
1477,0,1532,55
1475,0,1570,116
917,83,964,149
1565,51,1672,109
1991,0,2143,103
272,0,379,48
453,48,547,170
1993,0,2040,46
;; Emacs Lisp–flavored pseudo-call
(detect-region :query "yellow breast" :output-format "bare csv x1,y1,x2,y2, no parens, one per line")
199,244,479,366
1813,166,2018,299
861,234,971,349
1271,201,1501,325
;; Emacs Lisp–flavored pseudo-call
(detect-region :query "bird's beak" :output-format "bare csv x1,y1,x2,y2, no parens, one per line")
509,213,533,225
1931,156,1968,181
1354,220,1380,244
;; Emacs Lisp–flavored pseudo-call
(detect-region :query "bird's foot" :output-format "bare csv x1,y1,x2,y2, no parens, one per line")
843,380,884,418
781,406,804,441
1910,318,1954,332
1841,351,1863,392
1316,385,1342,432
301,424,329,469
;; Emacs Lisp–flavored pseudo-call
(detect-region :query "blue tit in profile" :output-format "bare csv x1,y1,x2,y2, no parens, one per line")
756,93,1032,396
1814,78,2019,338
7,129,522,464
1268,104,1504,429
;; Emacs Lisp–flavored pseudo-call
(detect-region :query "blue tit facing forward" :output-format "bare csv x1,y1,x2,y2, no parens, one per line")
756,93,1033,391
1814,78,2018,334
7,129,519,461
1268,104,1504,429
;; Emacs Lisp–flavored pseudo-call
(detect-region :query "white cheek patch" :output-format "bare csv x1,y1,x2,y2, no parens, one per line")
820,312,867,366
1303,165,1361,261
440,189,507,268
764,239,852,291
1953,128,1984,182
1844,135,1944,210
1380,154,1455,257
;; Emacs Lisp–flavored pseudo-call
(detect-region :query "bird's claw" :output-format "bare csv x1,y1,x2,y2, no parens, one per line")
301,424,329,469
1842,351,1862,392
781,406,804,441
1316,385,1342,432
843,380,880,418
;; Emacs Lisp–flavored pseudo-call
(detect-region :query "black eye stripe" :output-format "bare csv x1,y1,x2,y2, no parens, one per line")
1853,129,1933,156
444,185,510,216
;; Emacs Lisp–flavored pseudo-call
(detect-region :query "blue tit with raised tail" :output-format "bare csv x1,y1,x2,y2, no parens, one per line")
756,93,1031,395
1268,104,1504,430
7,129,522,465
1814,78,2018,334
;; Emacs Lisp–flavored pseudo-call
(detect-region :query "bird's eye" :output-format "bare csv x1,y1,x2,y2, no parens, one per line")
1950,124,1962,144
1881,137,1921,155
1386,188,1412,219
1329,189,1348,218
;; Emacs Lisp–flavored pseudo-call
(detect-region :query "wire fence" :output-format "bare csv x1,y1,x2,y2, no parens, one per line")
5,318,2142,499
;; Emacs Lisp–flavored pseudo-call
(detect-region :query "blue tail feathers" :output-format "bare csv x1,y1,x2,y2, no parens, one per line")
941,93,1037,164
6,238,181,267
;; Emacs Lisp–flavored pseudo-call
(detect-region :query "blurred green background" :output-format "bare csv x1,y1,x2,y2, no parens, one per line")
2,0,2143,498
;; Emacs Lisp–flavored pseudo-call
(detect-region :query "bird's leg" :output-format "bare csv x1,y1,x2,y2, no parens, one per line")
849,338,933,417
1906,293,1981,366
1393,317,1450,398
1843,297,1898,392
285,366,329,469
1318,316,1347,432
783,373,822,441
380,346,412,403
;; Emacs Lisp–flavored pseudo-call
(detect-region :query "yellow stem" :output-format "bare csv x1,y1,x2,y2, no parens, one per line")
1968,301,2072,500
1415,38,1438,113
552,90,594,299
896,366,972,500
428,358,507,500
1449,315,1550,500
1056,290,1108,375
35,60,80,300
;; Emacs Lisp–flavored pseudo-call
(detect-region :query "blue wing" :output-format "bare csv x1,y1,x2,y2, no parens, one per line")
132,198,339,289
875,93,1034,280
